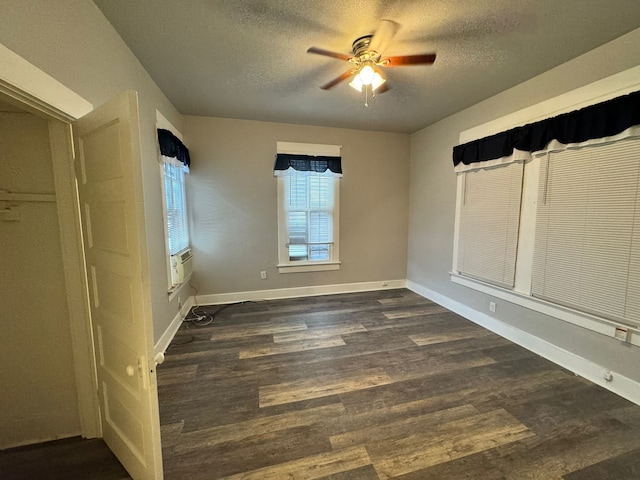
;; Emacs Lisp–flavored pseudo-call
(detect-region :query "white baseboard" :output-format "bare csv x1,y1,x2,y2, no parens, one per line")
195,280,406,306
155,296,196,356
406,280,640,406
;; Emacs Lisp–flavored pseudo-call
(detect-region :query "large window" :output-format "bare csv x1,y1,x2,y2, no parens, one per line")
275,142,341,273
452,87,640,341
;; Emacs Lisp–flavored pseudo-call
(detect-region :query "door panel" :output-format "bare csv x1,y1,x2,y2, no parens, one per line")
74,91,162,480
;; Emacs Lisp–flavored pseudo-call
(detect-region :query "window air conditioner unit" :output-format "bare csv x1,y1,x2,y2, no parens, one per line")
170,248,193,286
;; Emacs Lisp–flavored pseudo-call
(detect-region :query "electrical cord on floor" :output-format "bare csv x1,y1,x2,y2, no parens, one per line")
170,299,256,349
183,305,216,326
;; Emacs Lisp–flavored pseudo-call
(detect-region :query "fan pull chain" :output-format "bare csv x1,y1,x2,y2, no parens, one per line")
365,84,369,107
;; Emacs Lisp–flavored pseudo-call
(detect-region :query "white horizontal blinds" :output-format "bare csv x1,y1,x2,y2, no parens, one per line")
532,138,640,326
163,162,189,255
457,161,524,288
285,173,333,262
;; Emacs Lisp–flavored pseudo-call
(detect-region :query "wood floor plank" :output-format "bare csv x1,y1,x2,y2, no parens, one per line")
338,356,558,416
369,408,534,479
165,425,333,479
273,324,367,343
259,367,393,407
171,403,345,453
156,364,198,386
382,304,450,318
330,404,480,449
239,336,346,359
0,437,131,480
377,294,431,306
209,318,308,341
562,447,640,480
398,413,640,479
410,327,493,346
219,446,373,480
383,350,497,381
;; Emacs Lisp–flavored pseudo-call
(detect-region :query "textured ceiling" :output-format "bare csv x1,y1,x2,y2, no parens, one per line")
93,0,640,133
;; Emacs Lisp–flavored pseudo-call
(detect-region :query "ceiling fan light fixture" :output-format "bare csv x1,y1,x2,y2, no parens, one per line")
370,70,386,91
307,20,437,95
358,63,376,85
349,63,386,92
349,75,364,92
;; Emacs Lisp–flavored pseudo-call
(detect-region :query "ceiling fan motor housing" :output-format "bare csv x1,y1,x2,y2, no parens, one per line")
352,35,377,58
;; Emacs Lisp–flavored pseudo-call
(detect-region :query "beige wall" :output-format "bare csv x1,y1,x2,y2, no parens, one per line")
0,0,184,342
407,28,640,381
0,110,81,448
184,116,410,295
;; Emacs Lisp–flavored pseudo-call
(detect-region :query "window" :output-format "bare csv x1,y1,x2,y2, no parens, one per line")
451,86,640,341
157,121,191,291
275,142,341,273
163,160,189,255
283,173,336,261
532,139,640,325
457,162,523,288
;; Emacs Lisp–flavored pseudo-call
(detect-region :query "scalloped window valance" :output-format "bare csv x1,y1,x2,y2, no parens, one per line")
157,128,190,168
453,90,640,170
273,142,342,177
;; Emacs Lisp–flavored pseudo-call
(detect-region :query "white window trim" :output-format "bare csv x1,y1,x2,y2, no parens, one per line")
156,110,191,294
276,141,341,274
451,66,640,345
276,175,341,273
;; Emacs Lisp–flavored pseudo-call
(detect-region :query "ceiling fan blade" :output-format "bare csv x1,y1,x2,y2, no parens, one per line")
307,47,352,61
385,53,437,66
369,19,400,54
319,70,353,90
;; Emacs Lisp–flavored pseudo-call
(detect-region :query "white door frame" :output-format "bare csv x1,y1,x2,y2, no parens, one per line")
1,42,98,438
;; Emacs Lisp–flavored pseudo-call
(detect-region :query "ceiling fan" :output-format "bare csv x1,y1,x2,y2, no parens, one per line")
307,20,437,96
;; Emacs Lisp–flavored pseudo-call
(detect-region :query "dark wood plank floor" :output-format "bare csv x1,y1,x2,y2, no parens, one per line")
158,289,640,479
0,437,130,480
4,289,639,479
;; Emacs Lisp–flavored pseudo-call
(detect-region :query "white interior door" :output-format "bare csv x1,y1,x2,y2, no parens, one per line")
74,90,162,480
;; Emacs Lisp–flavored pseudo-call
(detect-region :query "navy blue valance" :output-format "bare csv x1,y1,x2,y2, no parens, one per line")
274,153,342,175
453,90,640,167
158,128,190,167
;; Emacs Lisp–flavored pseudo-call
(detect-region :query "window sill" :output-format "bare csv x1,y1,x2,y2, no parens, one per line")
167,273,192,301
278,261,341,274
450,272,640,347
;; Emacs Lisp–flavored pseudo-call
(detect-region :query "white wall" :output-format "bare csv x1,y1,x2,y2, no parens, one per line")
0,0,184,342
184,116,411,297
408,28,640,383
0,109,81,448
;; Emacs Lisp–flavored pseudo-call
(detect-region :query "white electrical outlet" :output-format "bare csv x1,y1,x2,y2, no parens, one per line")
489,301,496,313
260,270,267,279
614,327,629,342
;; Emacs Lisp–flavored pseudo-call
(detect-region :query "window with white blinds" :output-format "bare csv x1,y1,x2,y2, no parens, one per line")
280,172,338,267
532,138,640,327
163,161,189,255
456,162,524,288
285,173,333,261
